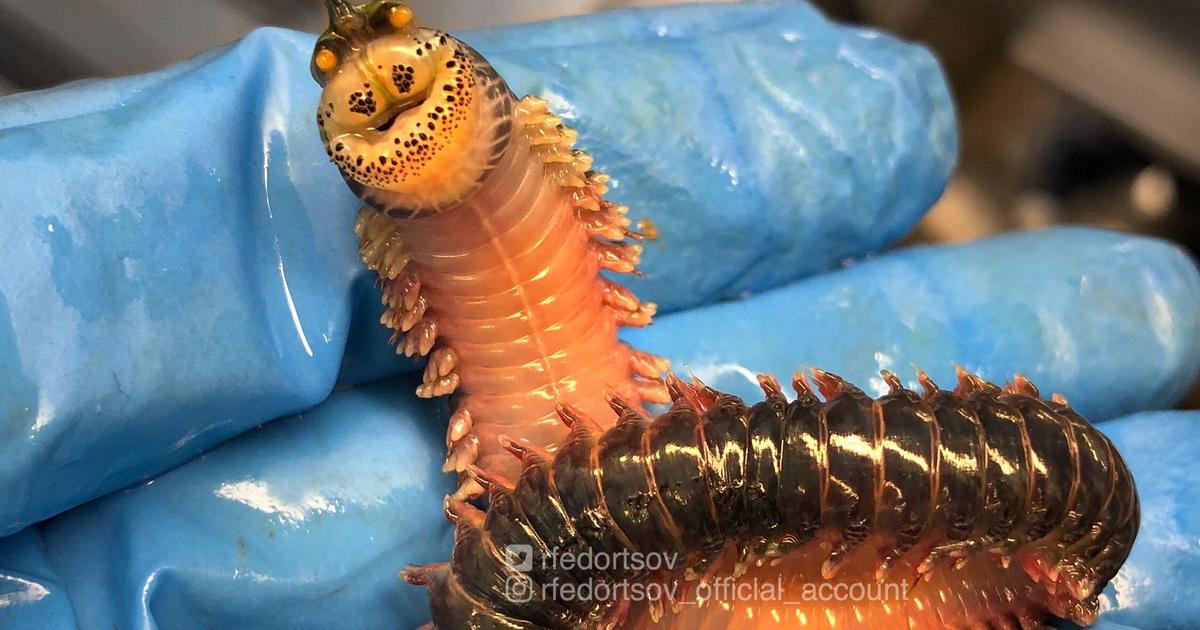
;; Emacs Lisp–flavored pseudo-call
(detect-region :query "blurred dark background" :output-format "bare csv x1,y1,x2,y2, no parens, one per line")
1,0,1196,406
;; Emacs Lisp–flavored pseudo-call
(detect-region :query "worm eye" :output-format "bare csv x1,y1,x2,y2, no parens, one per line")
388,5,413,29
315,49,338,72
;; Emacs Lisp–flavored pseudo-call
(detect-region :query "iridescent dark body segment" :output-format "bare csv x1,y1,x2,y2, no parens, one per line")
405,370,1138,629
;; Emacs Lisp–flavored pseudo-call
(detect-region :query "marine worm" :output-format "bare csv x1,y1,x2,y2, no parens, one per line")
312,1,669,492
312,4,1140,628
403,369,1138,629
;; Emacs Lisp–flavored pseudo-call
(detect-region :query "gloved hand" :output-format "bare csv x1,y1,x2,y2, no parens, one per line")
0,3,1196,630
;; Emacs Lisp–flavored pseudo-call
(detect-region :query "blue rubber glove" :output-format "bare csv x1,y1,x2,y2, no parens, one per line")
1,3,1198,630
4,230,1198,630
0,1,952,536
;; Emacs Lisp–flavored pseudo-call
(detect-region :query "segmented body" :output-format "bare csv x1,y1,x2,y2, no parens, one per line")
312,4,1138,627
355,91,666,481
404,369,1138,629
313,2,668,487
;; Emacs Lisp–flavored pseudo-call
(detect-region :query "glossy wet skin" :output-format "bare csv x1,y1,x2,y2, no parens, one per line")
408,374,1138,629
312,0,487,211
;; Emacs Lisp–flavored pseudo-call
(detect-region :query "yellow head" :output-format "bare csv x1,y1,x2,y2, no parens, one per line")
312,1,506,214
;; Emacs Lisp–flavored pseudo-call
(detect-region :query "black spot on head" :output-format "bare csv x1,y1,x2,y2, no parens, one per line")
348,91,377,116
392,64,414,93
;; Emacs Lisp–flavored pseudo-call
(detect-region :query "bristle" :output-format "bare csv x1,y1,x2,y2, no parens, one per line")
443,496,485,527
970,373,1002,395
687,374,722,410
451,478,485,501
809,368,847,400
466,464,515,493
791,371,815,398
442,435,479,473
757,373,785,399
665,371,693,403
400,563,444,586
556,402,603,432
498,435,533,460
623,226,648,241
606,391,643,419
915,368,939,398
1010,374,1041,398
880,370,904,394
446,407,473,447
595,241,643,274
954,365,976,395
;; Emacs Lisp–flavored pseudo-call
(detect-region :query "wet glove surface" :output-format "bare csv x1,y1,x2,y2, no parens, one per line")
2,3,1199,630
0,2,953,537
4,228,1198,630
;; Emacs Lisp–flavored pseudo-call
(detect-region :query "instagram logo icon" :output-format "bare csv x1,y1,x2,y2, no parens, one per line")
502,545,535,603
504,574,534,603
503,544,534,572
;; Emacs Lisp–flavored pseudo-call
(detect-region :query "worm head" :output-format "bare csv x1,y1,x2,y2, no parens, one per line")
313,1,494,214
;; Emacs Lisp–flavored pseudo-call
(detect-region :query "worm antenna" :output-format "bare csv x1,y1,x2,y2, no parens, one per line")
325,0,366,35
325,0,356,20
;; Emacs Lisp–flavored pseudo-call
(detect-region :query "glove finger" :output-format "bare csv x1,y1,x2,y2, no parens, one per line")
24,377,454,630
1086,410,1200,629
0,30,357,538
